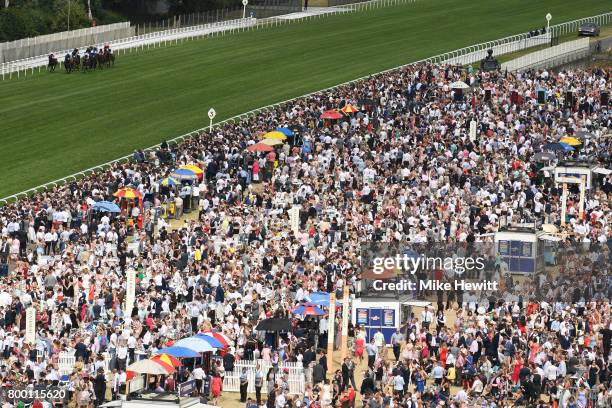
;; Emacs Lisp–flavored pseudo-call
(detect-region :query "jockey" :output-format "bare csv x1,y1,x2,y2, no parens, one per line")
64,53,71,62
104,42,112,54
71,48,79,57
48,53,55,63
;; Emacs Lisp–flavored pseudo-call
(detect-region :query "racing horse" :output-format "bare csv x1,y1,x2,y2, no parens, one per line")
47,55,58,72
63,55,80,73
81,53,97,72
103,49,115,68
96,51,106,70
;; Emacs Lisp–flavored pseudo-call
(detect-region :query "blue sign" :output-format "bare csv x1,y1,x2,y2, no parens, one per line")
383,309,395,327
369,309,382,326
356,308,369,325
179,380,197,397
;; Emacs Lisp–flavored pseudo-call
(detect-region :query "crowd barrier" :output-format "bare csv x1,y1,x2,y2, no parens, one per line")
58,350,112,376
501,37,591,72
223,359,306,394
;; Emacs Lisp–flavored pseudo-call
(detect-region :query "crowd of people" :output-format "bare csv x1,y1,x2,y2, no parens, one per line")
0,62,610,408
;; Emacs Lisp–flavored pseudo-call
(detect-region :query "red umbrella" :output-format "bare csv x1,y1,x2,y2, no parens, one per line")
201,331,230,349
247,143,274,152
320,110,343,120
152,353,182,368
200,330,230,356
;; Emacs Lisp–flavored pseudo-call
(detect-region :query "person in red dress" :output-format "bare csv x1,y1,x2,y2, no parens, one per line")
511,354,523,384
210,373,222,403
354,336,365,361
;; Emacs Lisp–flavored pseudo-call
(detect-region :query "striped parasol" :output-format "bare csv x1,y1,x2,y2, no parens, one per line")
152,353,182,368
113,187,142,199
340,104,360,114
170,168,198,181
158,177,179,187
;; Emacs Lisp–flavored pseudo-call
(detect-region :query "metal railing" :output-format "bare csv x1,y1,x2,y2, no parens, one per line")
0,7,611,204
501,37,591,72
549,12,612,37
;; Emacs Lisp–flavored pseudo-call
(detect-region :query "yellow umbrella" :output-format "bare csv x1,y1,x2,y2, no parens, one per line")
261,138,283,146
263,131,287,141
179,164,203,175
341,104,360,114
559,137,582,146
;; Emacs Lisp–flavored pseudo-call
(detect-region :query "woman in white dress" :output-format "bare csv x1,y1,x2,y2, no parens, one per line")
320,379,333,408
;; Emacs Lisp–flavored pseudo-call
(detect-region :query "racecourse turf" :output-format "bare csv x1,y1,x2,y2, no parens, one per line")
0,0,610,198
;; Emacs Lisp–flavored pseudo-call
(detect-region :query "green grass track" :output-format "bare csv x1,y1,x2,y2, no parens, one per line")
0,0,610,197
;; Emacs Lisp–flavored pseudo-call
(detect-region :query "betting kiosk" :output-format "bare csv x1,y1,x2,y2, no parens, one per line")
494,223,546,275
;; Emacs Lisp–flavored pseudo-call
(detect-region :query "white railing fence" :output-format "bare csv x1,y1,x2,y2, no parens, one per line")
223,359,306,394
0,18,258,80
57,350,112,376
501,37,591,72
58,351,76,376
549,12,612,38
0,22,133,63
0,9,611,204
439,33,551,66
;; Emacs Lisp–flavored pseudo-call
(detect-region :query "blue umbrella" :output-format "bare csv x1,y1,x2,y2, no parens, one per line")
173,337,216,353
276,127,294,137
193,333,224,349
543,142,573,152
156,346,200,358
307,291,330,307
293,303,325,316
92,201,120,213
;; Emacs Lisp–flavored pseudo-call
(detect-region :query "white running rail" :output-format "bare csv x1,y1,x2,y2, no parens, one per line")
501,37,591,72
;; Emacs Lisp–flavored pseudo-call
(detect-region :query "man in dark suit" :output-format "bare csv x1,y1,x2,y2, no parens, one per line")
312,361,325,385
341,358,350,391
303,346,316,369
0,239,8,263
319,352,328,380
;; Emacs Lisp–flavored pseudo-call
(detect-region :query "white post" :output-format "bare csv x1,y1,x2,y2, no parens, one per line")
560,183,567,226
327,293,336,373
546,13,552,34
578,179,586,220
242,0,248,19
208,108,216,132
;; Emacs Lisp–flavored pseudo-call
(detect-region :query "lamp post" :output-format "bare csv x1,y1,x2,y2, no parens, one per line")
208,108,216,132
242,0,249,19
546,13,552,33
